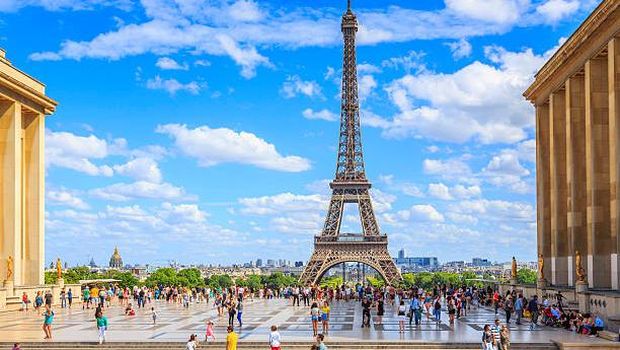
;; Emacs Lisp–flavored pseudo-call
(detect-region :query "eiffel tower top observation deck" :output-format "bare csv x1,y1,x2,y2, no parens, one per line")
333,0,368,188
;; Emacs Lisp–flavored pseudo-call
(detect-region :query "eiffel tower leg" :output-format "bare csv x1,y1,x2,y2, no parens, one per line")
299,250,328,286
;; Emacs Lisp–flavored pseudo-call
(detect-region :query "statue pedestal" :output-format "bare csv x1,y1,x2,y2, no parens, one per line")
510,278,518,286
576,281,588,293
537,278,547,289
57,278,64,288
3,280,14,297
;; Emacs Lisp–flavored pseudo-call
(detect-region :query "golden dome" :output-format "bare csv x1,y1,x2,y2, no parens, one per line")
109,246,123,268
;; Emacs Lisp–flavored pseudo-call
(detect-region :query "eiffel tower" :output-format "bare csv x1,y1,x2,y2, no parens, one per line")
299,1,402,286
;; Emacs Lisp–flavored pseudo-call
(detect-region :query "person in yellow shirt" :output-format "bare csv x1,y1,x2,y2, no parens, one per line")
321,301,330,334
226,325,238,350
90,286,99,307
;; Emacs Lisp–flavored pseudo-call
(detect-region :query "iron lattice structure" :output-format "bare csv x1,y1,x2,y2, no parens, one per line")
299,2,402,286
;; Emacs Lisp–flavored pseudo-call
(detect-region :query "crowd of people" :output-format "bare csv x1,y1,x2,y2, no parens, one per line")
25,282,612,349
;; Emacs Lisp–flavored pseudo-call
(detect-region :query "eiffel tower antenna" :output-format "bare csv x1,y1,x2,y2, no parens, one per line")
299,2,402,287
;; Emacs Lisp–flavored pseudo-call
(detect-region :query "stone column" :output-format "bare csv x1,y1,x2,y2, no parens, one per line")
609,37,620,290
585,56,612,289
0,100,22,287
550,89,569,286
566,75,587,287
22,113,44,285
537,102,552,282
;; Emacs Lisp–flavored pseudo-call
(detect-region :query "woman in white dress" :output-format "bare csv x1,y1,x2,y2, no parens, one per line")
397,300,407,333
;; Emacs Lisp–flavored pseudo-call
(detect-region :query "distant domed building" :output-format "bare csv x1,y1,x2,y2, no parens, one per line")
109,247,123,269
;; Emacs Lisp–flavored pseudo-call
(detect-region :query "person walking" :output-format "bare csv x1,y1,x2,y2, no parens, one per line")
491,319,503,350
237,301,244,328
514,294,523,325
361,297,372,328
376,299,384,325
226,325,238,350
42,306,54,339
268,325,282,350
151,307,158,325
504,296,514,325
96,311,108,344
205,320,215,344
60,289,66,308
228,300,237,328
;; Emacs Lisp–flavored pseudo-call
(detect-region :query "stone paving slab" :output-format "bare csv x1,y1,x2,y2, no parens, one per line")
0,298,612,345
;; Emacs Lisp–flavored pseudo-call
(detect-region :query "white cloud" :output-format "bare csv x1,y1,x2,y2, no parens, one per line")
536,0,580,23
156,123,311,172
423,158,472,177
517,139,536,163
0,0,131,12
47,189,89,210
46,130,115,176
409,204,444,222
451,199,535,222
146,75,200,95
358,75,377,101
428,183,453,200
428,182,481,200
228,0,263,22
281,75,323,99
215,34,271,78
155,57,188,70
381,51,426,74
358,63,381,74
444,0,529,25
90,181,185,201
379,45,550,144
239,192,326,215
482,149,532,193
445,38,472,60
302,108,338,122
113,157,162,183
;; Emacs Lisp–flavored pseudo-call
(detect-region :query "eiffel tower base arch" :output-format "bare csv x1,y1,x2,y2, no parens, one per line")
299,241,401,286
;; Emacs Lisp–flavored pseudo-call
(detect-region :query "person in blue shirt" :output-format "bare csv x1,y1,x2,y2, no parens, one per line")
409,296,421,325
593,314,604,336
514,294,523,325
42,306,54,339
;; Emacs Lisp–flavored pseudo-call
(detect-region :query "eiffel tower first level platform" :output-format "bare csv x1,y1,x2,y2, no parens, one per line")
299,1,401,286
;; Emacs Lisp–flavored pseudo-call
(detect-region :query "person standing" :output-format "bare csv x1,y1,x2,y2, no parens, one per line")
228,300,237,328
96,311,108,344
60,289,66,308
409,295,420,326
310,302,320,336
433,295,442,324
376,299,384,325
205,320,215,344
268,325,282,350
528,295,539,330
397,300,407,333
481,324,495,350
151,307,158,325
42,306,54,339
83,287,91,310
321,301,330,334
361,297,372,328
67,288,73,308
226,325,238,350
491,319,503,350
44,290,53,309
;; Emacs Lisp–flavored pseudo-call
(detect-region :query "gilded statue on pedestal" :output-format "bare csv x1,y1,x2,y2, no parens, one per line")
6,256,13,280
56,258,62,279
575,250,586,283
538,253,544,280
511,256,517,279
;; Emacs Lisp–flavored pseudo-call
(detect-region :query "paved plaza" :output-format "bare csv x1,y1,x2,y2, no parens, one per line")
0,298,612,345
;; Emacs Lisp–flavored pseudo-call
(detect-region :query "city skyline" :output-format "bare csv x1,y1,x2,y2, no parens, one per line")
1,0,599,266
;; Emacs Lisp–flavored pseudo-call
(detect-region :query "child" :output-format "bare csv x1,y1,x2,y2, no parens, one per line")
268,325,282,350
151,307,158,325
205,320,215,343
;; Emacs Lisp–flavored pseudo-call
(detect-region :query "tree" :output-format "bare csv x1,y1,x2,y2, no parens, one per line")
245,275,263,290
517,268,537,285
366,276,384,288
107,271,139,288
177,268,205,287
145,268,177,288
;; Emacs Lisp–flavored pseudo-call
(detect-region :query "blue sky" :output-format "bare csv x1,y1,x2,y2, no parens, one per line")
0,0,599,267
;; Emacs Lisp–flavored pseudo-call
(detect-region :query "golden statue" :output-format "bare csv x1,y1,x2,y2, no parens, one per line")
6,256,13,280
511,256,517,279
575,250,586,282
56,258,62,279
538,253,544,280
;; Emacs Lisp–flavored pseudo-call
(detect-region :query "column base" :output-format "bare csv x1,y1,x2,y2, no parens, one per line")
510,278,518,285
57,278,64,288
537,278,548,288
575,281,588,293
3,280,14,297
